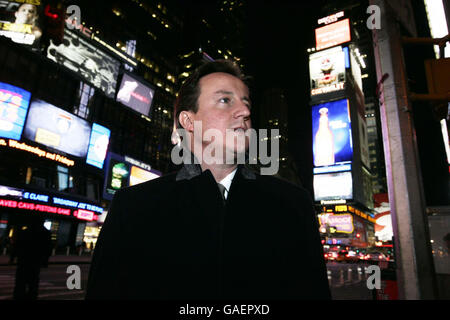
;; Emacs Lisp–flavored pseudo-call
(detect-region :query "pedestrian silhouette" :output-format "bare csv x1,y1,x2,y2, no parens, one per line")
13,216,52,300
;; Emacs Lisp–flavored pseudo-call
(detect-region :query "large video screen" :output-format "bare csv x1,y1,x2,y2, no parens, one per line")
0,1,43,47
313,171,353,201
0,82,31,140
86,123,110,169
47,29,120,98
116,73,155,116
23,99,91,157
309,46,346,96
312,99,353,169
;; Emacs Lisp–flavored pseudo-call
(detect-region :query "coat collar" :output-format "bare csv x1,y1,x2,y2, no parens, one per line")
176,163,256,182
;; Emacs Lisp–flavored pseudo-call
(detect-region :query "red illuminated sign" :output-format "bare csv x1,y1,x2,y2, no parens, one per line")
74,209,96,221
315,19,351,50
0,199,70,215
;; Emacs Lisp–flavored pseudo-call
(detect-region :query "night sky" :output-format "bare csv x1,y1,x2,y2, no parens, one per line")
244,2,325,191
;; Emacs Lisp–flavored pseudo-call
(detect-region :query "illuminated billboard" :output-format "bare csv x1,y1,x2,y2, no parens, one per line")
129,166,160,186
312,99,353,170
86,123,110,169
309,46,346,96
315,18,351,50
0,1,43,47
103,153,161,200
313,171,353,201
47,29,120,98
116,73,155,116
318,213,354,233
23,99,91,158
0,82,31,140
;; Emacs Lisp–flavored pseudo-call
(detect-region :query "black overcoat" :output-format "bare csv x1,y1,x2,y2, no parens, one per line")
86,164,331,300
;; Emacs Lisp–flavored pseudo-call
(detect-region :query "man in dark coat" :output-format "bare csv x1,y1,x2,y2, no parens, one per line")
86,60,330,300
13,217,52,300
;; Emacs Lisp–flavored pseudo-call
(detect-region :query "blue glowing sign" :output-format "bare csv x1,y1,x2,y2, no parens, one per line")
0,82,31,140
86,123,111,169
312,99,353,169
23,192,49,203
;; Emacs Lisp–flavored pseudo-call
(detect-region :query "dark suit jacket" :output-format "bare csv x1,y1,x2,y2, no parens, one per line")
86,164,331,300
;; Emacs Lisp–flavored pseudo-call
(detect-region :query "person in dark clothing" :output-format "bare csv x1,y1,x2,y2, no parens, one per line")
86,60,331,300
13,217,52,300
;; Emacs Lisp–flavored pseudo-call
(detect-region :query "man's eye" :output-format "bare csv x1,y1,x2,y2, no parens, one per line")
219,97,231,104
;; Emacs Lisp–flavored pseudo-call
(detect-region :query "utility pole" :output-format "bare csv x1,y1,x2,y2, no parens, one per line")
370,0,437,299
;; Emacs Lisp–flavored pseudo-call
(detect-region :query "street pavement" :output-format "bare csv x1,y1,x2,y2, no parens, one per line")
0,254,375,300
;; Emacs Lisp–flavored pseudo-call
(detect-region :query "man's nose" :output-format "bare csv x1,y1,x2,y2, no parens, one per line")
233,100,251,119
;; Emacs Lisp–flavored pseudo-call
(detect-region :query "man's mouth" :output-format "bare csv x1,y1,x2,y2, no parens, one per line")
233,126,246,133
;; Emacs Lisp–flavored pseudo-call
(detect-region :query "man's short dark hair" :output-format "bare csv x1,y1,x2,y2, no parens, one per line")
173,59,250,129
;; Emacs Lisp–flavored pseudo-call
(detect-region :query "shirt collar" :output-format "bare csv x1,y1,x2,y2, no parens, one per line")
218,167,237,193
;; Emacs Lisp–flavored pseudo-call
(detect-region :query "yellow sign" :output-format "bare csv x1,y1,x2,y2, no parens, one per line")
35,128,60,147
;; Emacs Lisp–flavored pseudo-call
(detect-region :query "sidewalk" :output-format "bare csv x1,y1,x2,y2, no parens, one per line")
0,254,92,266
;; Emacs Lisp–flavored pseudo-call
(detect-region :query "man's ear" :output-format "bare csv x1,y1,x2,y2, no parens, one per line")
178,111,194,132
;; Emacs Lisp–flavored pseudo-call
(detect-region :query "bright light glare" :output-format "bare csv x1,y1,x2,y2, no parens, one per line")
424,0,450,58
440,118,450,165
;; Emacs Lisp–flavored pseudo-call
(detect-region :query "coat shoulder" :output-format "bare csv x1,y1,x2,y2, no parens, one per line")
117,171,177,200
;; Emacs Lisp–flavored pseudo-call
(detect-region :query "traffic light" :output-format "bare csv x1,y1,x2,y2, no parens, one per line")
43,2,65,46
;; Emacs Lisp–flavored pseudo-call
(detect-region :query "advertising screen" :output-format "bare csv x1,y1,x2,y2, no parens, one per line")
309,46,346,96
47,29,120,98
0,0,43,47
129,165,160,186
23,99,91,158
103,152,161,200
116,73,155,116
318,213,354,233
312,99,353,169
86,123,110,169
313,171,353,201
315,18,351,50
0,82,31,140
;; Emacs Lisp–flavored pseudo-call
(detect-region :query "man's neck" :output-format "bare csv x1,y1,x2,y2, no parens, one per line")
200,163,237,183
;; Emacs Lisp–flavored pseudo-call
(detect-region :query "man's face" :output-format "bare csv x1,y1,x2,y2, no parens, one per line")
15,4,37,24
190,72,251,162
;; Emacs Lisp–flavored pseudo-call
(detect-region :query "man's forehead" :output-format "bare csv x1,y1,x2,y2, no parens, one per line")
199,72,248,95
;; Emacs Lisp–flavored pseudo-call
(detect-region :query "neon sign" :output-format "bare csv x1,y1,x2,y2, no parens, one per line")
74,209,96,221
